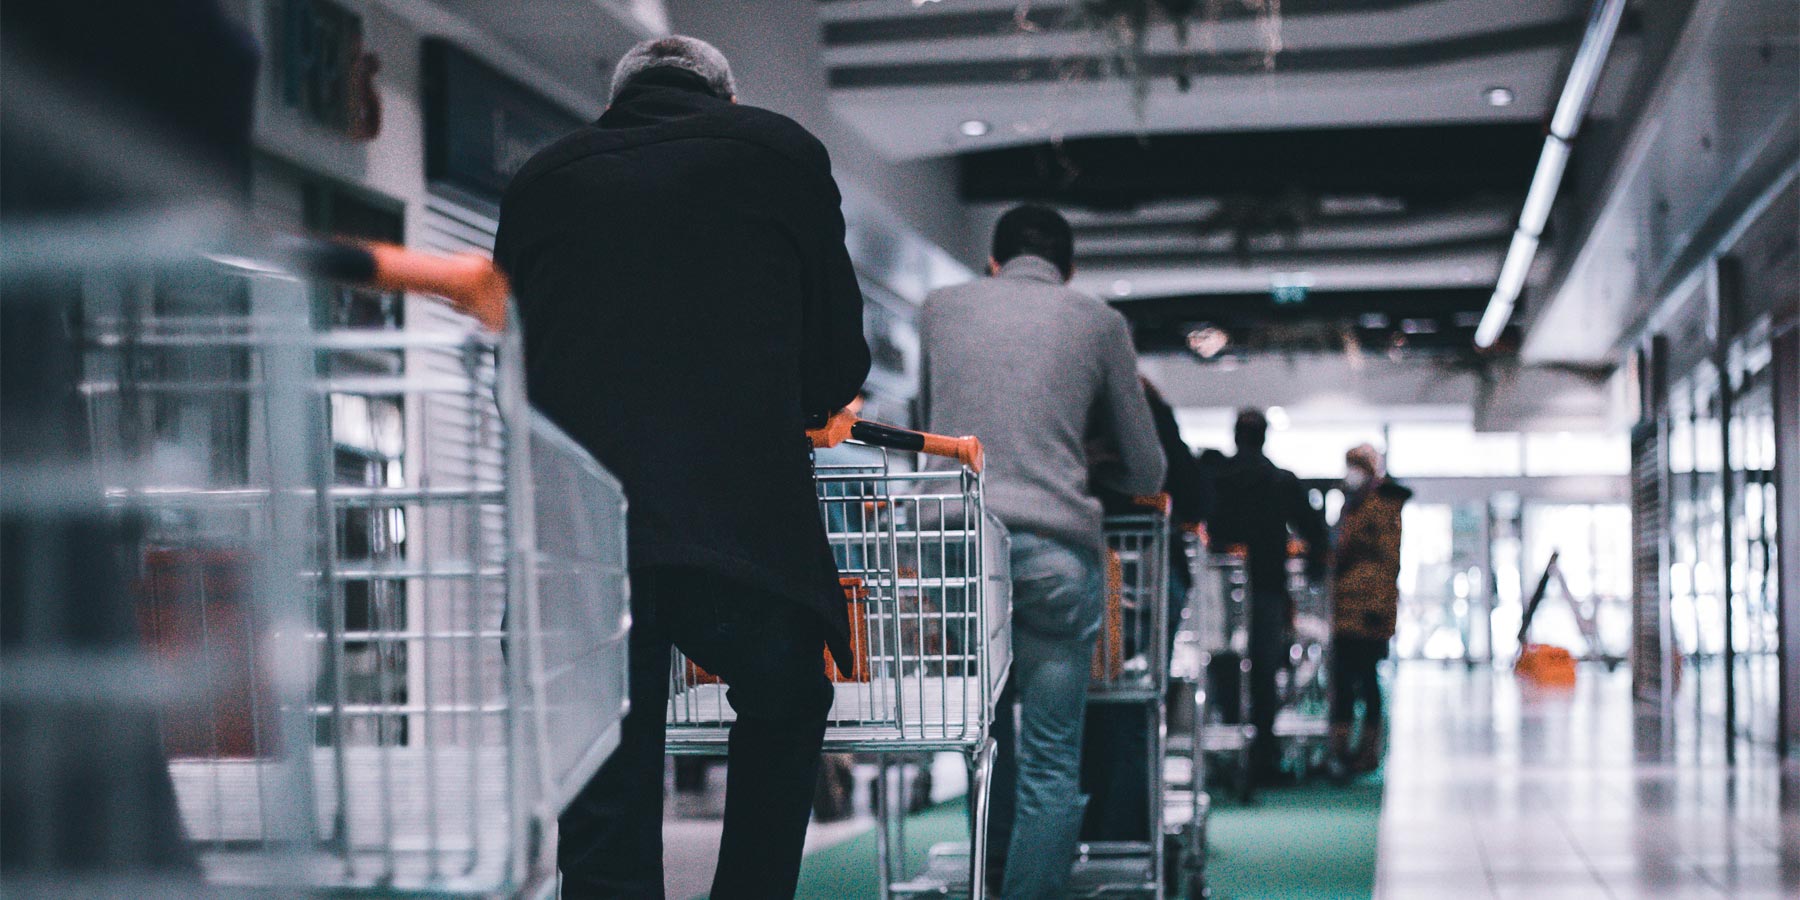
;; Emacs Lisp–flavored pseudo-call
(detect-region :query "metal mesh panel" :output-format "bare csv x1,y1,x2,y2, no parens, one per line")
60,255,626,896
1091,508,1171,700
666,451,1009,751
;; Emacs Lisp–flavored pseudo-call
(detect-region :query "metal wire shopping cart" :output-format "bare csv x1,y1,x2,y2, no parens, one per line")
1063,499,1174,897
1273,557,1334,775
665,413,1010,900
1162,533,1216,900
1174,547,1331,813
6,232,628,897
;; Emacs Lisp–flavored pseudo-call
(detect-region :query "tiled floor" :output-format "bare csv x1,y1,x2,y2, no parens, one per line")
1375,662,1798,899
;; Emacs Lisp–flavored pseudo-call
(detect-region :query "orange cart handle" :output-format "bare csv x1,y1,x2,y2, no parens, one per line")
807,409,984,473
1132,493,1171,513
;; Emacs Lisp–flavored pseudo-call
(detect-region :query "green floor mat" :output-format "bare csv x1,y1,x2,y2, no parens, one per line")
767,771,1384,899
1202,773,1384,900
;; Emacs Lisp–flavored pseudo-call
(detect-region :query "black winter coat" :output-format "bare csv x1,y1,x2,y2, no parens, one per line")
1206,451,1328,599
494,69,871,661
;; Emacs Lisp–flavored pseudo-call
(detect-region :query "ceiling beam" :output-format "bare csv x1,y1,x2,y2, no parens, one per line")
959,123,1544,207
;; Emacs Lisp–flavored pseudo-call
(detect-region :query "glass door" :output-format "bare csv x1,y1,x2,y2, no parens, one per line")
1727,350,1781,748
1519,503,1633,662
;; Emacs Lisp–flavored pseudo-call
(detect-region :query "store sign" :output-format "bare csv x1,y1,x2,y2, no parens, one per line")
423,40,583,207
279,0,381,140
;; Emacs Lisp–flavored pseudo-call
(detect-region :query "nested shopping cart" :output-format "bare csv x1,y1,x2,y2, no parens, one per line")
1274,556,1334,773
1162,543,1249,899
23,234,630,897
665,413,1010,900
1059,498,1175,897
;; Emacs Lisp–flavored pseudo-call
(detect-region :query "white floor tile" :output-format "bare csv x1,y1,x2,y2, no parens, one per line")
1374,663,1798,900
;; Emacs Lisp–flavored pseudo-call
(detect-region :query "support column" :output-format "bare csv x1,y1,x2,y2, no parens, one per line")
1771,323,1799,762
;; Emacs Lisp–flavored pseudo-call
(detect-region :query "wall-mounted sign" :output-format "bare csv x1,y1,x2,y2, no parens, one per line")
423,40,584,209
279,0,381,141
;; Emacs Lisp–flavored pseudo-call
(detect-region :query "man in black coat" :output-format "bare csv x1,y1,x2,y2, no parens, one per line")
494,36,871,899
1206,409,1328,783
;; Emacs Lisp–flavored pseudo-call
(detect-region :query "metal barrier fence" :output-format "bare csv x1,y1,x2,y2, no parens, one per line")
5,238,626,897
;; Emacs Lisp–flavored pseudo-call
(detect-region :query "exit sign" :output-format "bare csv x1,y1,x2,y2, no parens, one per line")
1270,272,1313,305
1271,284,1309,305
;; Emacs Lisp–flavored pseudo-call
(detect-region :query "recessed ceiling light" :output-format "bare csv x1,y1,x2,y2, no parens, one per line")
1111,279,1134,297
1485,86,1515,107
958,119,991,137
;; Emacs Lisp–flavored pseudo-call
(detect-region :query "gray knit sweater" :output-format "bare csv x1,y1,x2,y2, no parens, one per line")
919,255,1166,550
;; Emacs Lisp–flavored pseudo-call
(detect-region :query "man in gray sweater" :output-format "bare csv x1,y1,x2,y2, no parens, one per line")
920,204,1165,898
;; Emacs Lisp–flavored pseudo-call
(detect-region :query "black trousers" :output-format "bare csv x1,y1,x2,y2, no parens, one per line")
1247,591,1289,774
1330,635,1386,728
557,567,834,900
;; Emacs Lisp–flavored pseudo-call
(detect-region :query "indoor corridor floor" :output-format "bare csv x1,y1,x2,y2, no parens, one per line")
1374,661,1799,899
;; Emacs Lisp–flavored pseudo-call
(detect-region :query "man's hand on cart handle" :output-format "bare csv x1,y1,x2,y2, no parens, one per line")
364,243,510,332
806,410,985,473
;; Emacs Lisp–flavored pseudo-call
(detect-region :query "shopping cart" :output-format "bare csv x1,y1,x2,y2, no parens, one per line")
8,234,629,897
1175,552,1257,806
1273,556,1333,775
665,412,1010,900
1062,499,1173,897
1161,540,1243,898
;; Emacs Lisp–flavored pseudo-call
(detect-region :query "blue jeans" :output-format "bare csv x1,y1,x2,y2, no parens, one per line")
987,532,1105,899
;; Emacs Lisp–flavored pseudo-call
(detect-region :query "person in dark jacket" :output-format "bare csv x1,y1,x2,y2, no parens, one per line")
493,36,870,899
1328,444,1409,778
1206,409,1328,783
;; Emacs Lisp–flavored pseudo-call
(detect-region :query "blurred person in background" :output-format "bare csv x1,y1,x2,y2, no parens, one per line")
494,36,870,899
1327,444,1409,780
1206,409,1327,785
1082,377,1212,841
919,204,1164,898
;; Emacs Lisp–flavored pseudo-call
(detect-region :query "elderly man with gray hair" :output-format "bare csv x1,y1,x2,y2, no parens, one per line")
496,35,870,899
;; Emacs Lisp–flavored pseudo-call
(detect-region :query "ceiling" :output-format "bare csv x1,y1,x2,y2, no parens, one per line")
818,0,1632,368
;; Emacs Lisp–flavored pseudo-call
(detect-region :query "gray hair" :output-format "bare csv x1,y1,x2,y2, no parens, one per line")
609,35,736,103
